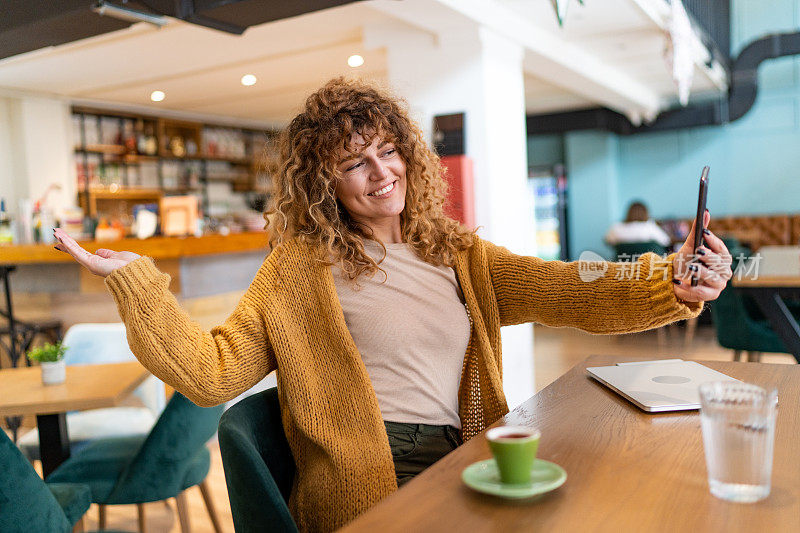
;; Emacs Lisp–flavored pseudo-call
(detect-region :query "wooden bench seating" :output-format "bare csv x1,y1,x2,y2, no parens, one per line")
659,214,800,250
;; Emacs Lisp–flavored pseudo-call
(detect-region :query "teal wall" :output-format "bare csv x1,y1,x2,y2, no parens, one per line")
565,131,619,259
527,134,564,169
544,0,800,259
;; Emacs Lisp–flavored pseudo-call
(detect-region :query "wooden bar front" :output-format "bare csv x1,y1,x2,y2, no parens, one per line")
0,231,269,265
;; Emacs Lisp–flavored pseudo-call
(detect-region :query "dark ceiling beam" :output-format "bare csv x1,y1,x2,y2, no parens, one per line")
0,0,363,60
191,0,365,28
0,0,99,31
527,31,800,136
0,1,133,60
182,13,247,34
128,0,364,33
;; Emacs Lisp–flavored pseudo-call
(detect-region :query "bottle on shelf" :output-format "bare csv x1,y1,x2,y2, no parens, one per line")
169,136,186,157
135,119,147,155
0,198,13,245
143,122,158,155
17,199,34,244
186,138,198,156
123,120,137,154
112,119,125,147
31,201,56,245
32,201,42,243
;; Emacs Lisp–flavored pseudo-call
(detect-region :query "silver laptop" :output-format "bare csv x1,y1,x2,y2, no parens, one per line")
586,359,740,412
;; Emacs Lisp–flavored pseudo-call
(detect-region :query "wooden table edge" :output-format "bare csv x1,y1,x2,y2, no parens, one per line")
340,355,800,532
733,276,800,288
0,362,151,417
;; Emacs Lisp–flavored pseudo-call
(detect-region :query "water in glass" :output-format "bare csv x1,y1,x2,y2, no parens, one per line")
699,381,777,503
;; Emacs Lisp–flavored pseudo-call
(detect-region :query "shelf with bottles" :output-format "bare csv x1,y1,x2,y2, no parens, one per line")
86,186,163,200
71,107,275,231
76,144,128,155
72,109,159,156
76,158,160,191
78,186,163,219
72,115,257,166
71,106,273,175
119,154,161,164
158,118,201,158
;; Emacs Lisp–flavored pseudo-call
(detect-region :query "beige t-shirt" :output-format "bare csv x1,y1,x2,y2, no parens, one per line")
332,241,471,428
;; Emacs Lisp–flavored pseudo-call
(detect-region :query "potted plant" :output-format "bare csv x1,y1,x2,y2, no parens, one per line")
27,342,68,385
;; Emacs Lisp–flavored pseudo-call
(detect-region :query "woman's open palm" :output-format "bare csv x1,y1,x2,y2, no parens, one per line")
53,228,140,277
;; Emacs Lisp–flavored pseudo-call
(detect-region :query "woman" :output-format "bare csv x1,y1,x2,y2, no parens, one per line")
54,78,732,532
605,201,672,247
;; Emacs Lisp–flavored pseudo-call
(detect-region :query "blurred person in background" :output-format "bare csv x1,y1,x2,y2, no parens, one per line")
605,200,672,248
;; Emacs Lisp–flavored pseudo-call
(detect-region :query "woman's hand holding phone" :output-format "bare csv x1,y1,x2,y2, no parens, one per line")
53,227,140,277
671,210,732,303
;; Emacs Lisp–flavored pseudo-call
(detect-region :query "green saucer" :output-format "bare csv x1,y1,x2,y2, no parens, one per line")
462,458,567,499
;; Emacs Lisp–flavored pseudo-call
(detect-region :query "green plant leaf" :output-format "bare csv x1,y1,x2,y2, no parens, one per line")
26,341,67,363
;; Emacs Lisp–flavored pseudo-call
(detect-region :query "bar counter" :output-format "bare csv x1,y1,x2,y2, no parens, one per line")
0,232,272,349
0,231,269,264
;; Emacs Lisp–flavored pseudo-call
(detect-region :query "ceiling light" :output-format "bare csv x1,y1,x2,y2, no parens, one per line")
241,74,257,86
347,55,364,68
92,1,168,28
150,90,165,102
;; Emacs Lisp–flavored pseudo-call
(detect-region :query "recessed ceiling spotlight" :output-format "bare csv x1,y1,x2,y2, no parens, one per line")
150,90,165,102
347,54,364,68
241,74,257,86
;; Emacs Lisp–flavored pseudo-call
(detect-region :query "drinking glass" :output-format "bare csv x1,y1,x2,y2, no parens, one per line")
699,381,778,503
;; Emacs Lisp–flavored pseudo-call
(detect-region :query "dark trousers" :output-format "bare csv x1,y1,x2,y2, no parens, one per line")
384,421,463,487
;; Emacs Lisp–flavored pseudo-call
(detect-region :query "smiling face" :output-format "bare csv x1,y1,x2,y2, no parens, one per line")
334,132,407,242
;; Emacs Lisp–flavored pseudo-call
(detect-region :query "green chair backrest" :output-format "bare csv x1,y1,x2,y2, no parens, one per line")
710,280,752,349
218,387,297,533
710,244,758,349
0,430,71,533
105,392,224,503
614,241,668,260
710,263,787,354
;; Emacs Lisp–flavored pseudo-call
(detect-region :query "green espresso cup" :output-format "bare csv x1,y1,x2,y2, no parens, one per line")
486,426,541,485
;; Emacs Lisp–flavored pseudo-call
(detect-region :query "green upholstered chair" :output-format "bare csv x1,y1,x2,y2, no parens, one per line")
613,241,669,261
710,279,795,362
710,242,800,362
0,429,91,533
46,393,224,533
218,387,297,533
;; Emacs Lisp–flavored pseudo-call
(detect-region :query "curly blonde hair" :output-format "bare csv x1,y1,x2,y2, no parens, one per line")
265,77,474,280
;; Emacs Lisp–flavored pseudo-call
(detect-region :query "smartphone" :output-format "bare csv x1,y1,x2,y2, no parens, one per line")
691,166,710,286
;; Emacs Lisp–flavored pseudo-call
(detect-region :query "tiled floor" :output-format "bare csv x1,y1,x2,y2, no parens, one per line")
20,324,797,532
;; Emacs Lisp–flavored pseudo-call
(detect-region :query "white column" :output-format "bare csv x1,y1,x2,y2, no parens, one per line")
0,97,24,210
366,22,536,408
0,94,76,222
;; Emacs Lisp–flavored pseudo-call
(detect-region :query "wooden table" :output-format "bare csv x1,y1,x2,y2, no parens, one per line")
734,276,800,363
343,355,800,532
0,361,150,477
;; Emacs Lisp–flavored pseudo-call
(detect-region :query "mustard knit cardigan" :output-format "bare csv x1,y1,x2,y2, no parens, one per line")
104,236,701,532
